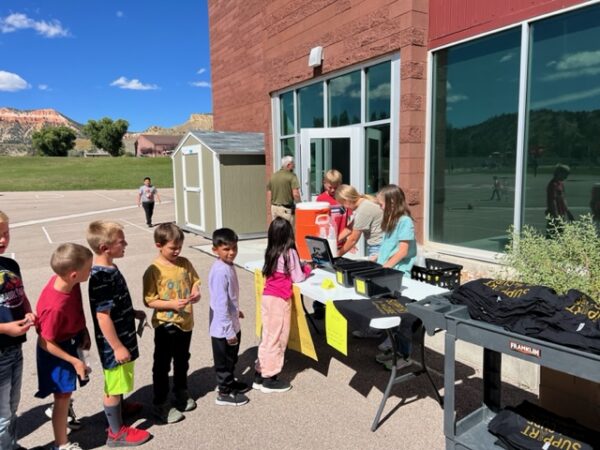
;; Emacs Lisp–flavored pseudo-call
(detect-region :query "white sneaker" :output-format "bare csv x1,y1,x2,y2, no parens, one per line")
52,442,82,450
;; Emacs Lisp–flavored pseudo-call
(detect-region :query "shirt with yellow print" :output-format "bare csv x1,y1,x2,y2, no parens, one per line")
143,256,201,332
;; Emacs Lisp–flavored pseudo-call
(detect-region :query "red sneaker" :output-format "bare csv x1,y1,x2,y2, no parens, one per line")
122,400,143,419
106,425,151,447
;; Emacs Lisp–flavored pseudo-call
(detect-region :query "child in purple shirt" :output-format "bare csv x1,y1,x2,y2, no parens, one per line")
208,228,250,406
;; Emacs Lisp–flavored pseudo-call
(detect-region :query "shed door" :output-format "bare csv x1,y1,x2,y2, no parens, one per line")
182,148,204,232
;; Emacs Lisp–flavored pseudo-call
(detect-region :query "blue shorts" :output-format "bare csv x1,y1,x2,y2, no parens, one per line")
35,336,81,398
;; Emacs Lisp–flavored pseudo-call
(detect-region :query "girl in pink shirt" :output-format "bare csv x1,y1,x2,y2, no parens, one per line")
253,218,311,393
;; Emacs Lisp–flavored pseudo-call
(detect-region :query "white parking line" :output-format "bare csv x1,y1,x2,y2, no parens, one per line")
41,226,53,244
10,205,138,228
94,192,118,202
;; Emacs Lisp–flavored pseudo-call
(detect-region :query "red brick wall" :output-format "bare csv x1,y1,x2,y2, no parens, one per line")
208,0,429,238
429,0,588,49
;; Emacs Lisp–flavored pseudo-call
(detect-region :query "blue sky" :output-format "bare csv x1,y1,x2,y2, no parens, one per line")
0,0,212,131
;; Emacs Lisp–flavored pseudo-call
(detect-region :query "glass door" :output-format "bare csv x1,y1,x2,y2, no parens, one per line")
299,127,362,201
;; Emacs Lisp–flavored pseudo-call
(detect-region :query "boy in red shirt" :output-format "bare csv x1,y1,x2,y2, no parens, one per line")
35,243,93,450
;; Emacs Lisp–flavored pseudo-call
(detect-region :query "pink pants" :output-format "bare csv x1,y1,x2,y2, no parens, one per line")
255,295,292,378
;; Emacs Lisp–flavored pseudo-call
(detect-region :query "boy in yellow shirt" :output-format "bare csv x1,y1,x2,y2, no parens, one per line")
143,223,200,424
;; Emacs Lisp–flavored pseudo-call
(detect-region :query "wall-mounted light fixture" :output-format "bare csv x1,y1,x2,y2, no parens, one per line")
308,46,323,68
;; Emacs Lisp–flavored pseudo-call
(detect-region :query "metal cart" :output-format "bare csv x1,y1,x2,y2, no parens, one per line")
407,295,600,449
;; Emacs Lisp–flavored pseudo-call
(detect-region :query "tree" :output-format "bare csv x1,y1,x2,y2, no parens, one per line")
83,117,129,156
32,126,77,156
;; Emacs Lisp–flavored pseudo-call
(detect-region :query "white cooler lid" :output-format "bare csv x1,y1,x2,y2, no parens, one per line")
295,201,330,210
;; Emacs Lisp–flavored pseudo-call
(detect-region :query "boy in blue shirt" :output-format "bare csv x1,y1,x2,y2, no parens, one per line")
209,228,249,406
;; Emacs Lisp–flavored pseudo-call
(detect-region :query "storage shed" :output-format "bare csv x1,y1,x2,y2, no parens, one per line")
171,131,266,238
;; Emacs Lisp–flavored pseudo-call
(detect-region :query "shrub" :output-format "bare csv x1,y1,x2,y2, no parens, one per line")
500,214,600,303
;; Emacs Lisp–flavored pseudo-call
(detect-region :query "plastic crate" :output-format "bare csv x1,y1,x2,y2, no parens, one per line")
353,268,404,297
410,258,463,289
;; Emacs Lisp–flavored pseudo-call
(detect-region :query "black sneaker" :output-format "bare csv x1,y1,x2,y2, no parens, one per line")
230,380,251,393
215,391,249,406
252,372,263,390
260,376,291,393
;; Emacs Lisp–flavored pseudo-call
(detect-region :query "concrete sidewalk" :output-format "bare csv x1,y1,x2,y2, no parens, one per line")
1,189,536,450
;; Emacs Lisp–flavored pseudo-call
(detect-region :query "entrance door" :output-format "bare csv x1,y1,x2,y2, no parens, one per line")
299,127,362,201
182,148,204,232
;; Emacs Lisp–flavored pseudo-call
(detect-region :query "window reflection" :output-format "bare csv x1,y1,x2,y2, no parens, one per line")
328,71,361,126
281,137,295,159
365,124,390,194
298,83,324,129
523,5,600,233
366,62,391,122
280,91,294,135
431,28,521,252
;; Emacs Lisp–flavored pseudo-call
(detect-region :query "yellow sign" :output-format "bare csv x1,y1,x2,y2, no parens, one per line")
287,286,318,361
325,300,347,356
254,269,264,338
253,271,317,361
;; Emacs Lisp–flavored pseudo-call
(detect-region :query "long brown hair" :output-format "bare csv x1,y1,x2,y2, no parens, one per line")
378,184,411,233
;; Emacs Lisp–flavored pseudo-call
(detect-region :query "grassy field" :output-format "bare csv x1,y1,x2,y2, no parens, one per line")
0,156,173,191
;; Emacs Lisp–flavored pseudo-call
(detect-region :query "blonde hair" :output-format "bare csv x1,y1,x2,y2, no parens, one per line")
0,211,8,224
50,243,93,276
323,169,342,186
335,184,377,205
87,220,124,254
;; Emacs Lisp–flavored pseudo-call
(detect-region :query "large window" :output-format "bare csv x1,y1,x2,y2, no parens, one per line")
430,3,600,254
431,28,521,252
274,60,393,192
523,6,600,233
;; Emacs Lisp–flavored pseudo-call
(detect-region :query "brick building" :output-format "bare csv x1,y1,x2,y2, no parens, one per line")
208,0,600,265
135,134,183,157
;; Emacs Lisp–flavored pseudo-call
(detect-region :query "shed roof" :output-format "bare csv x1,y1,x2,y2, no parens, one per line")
186,130,264,154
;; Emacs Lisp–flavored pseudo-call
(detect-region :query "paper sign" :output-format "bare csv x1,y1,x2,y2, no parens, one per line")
287,285,318,361
254,269,264,338
325,300,347,356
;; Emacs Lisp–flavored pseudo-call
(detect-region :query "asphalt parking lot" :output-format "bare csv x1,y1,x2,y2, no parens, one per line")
1,189,534,449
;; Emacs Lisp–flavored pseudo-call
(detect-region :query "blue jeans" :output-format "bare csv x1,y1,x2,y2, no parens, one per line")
367,244,380,257
0,345,23,450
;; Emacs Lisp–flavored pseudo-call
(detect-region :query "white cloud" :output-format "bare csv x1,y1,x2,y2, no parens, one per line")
38,84,50,91
368,83,390,100
116,11,124,18
556,50,600,70
542,66,600,82
197,68,206,75
110,76,158,90
542,51,600,82
0,13,69,38
531,86,600,109
0,70,30,91
500,52,514,63
190,81,211,88
447,94,468,103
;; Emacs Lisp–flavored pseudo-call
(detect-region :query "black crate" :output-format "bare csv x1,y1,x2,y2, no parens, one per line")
334,260,381,287
353,268,404,297
410,258,463,289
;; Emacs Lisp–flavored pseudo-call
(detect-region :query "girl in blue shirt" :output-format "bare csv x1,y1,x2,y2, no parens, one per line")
375,185,417,370
376,185,416,274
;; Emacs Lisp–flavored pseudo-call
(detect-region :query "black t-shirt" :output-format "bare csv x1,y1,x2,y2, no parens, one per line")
488,401,599,450
0,256,27,348
88,265,139,369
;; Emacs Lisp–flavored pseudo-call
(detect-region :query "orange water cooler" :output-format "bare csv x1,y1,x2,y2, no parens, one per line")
295,201,330,260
